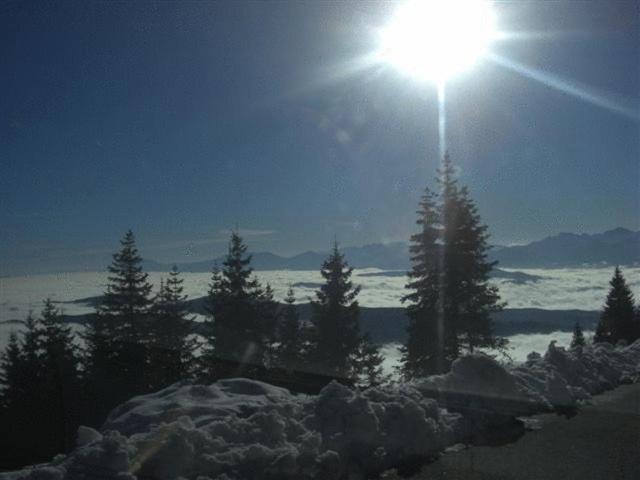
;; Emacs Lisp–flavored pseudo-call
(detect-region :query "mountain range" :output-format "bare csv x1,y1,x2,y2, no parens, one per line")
2,228,638,276
158,227,639,272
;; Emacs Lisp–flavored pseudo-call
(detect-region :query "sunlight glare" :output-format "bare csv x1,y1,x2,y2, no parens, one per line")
378,0,497,83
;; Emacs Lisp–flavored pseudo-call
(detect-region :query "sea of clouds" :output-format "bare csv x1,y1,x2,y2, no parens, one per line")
1,267,637,360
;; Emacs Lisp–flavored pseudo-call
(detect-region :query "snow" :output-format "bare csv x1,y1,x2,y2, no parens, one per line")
6,339,639,480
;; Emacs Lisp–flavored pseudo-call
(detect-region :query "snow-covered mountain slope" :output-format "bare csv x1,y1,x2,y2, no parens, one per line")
5,341,639,480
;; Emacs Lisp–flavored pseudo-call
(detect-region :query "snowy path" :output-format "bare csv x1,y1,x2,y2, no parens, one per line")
410,382,640,480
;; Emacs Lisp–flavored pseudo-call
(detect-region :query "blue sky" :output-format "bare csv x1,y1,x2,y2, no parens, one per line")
1,1,638,269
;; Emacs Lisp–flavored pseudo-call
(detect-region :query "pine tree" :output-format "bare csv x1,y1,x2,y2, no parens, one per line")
202,232,274,377
17,313,50,460
148,266,196,389
570,321,586,349
98,229,153,341
0,330,31,468
0,332,23,411
0,304,81,467
275,287,304,372
20,312,43,394
84,230,153,415
256,283,279,367
402,154,505,376
594,266,636,344
451,186,506,353
309,242,362,379
401,190,442,378
352,335,387,387
38,299,81,454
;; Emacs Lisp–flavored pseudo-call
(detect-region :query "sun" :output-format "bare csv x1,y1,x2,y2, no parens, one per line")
377,0,497,84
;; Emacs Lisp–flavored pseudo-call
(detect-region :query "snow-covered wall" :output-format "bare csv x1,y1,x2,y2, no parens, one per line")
5,340,639,480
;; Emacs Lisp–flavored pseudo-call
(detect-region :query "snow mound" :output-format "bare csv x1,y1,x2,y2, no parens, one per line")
7,340,640,480
512,339,640,410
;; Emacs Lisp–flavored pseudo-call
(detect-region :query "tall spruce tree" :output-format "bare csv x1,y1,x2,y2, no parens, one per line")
148,266,196,389
309,242,362,379
9,313,49,463
401,190,442,378
202,232,275,377
594,267,636,344
0,332,23,411
0,330,30,468
1,304,81,467
38,299,81,455
84,230,153,415
402,154,505,376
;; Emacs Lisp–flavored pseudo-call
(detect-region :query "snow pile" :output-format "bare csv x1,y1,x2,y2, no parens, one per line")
6,379,458,480
6,340,640,480
511,339,640,410
414,340,640,422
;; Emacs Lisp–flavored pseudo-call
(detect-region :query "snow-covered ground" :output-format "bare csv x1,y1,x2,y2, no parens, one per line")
5,340,639,480
380,329,592,372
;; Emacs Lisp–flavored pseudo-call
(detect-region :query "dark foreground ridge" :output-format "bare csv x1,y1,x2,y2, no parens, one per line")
410,382,640,480
44,299,601,342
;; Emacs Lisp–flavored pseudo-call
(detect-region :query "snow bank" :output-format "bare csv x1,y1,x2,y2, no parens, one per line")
6,340,640,480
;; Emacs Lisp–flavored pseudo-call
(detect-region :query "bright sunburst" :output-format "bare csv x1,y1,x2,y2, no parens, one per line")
377,0,497,84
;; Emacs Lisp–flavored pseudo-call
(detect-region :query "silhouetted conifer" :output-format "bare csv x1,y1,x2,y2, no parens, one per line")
594,267,636,344
0,332,22,411
402,154,505,376
0,304,80,467
401,190,442,378
148,266,197,389
570,321,586,349
353,335,387,387
84,230,153,415
309,242,362,379
38,299,81,455
0,329,32,468
202,232,276,378
275,287,304,372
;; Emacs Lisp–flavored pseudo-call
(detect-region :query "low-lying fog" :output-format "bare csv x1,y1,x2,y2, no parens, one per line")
1,267,636,363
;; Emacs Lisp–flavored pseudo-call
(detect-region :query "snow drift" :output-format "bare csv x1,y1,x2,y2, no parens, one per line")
5,340,639,480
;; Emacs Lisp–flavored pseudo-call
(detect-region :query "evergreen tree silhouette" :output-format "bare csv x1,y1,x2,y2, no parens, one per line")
38,299,81,456
570,321,586,349
0,313,47,465
594,267,636,344
148,266,197,390
84,230,153,417
353,335,387,387
275,287,304,372
0,331,29,468
256,283,279,367
309,242,362,379
402,154,505,375
0,331,22,411
401,189,442,378
202,232,275,378
0,303,81,467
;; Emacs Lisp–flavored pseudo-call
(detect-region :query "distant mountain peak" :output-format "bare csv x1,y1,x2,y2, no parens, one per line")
492,227,639,268
603,227,634,235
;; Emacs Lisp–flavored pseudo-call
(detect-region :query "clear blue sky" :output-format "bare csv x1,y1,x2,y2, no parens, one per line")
1,1,638,269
